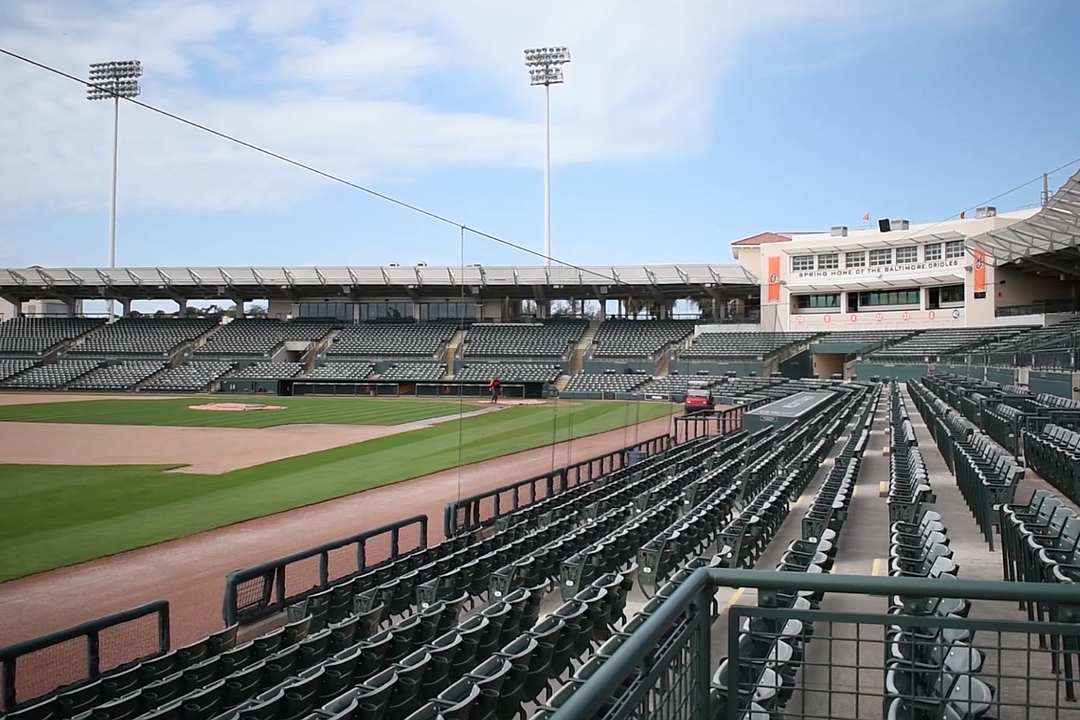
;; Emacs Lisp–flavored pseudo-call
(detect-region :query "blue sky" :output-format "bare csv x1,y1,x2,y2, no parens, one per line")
0,0,1077,277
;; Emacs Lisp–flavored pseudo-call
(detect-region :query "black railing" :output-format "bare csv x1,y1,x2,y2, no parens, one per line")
672,406,746,443
443,434,672,538
0,601,170,712
221,515,428,626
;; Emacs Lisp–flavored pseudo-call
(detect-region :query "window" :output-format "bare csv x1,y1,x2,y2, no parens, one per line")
869,248,893,266
791,255,814,272
924,243,942,261
298,302,353,320
852,288,920,307
896,246,918,264
846,251,866,268
939,284,964,304
358,302,413,320
794,294,840,310
419,302,475,320
817,254,839,270
945,240,965,259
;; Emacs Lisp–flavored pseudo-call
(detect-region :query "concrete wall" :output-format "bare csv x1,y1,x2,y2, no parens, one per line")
812,352,845,379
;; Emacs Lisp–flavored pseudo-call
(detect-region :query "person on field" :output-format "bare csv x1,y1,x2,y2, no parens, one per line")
488,377,501,404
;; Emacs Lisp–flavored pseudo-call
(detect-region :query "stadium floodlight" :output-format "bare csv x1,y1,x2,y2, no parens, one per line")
524,46,571,266
88,60,143,320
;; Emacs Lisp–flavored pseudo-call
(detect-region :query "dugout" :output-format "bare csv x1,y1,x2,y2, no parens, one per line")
741,390,838,434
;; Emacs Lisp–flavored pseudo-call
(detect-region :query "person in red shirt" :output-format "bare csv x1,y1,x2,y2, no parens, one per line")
488,377,501,404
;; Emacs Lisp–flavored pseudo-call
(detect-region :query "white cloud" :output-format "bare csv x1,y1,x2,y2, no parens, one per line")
0,0,1002,215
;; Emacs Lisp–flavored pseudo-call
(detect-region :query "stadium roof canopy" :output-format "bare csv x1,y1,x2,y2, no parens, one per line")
970,166,1080,279
0,263,760,304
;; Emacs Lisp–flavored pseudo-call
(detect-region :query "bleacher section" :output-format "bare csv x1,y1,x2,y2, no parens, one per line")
462,321,587,360
0,317,103,357
562,372,651,396
452,364,561,383
812,330,913,354
983,317,1080,369
0,359,99,389
869,327,1030,362
589,320,695,358
68,362,165,392
378,363,446,382
326,324,455,360
139,361,232,392
0,359,35,382
70,318,217,359
679,332,815,360
6,375,1079,720
195,320,331,360
304,363,375,381
233,362,304,380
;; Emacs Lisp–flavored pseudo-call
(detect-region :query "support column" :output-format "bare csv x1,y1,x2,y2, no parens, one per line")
234,299,246,319
120,298,132,317
65,298,78,317
177,297,188,316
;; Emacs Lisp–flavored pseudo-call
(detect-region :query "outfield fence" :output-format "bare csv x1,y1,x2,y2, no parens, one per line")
222,515,428,626
0,601,169,713
443,433,673,538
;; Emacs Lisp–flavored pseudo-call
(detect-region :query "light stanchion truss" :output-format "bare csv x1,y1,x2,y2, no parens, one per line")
524,46,571,268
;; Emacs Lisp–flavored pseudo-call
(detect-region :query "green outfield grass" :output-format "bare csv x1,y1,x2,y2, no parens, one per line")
0,396,464,428
0,400,675,581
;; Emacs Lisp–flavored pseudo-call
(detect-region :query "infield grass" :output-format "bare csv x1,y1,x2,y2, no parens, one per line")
0,400,675,581
0,396,463,428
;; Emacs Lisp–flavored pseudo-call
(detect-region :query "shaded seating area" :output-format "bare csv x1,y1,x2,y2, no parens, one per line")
326,324,457,361
0,317,104,358
461,321,587,361
195,321,331,360
589,320,696,359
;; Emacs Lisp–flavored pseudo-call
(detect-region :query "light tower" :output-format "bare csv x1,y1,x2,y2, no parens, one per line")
88,60,142,319
524,46,570,266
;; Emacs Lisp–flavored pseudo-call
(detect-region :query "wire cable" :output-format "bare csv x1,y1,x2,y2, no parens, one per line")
455,225,466,505
0,46,629,287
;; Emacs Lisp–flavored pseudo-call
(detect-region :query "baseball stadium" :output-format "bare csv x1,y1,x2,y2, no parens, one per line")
3,7,1080,720
1,166,1079,720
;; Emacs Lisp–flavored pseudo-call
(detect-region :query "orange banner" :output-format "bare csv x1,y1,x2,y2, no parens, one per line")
973,248,987,294
767,256,781,302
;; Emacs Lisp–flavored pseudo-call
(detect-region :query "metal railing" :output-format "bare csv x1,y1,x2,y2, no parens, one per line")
221,515,428,626
0,601,169,713
443,433,672,538
550,568,1080,720
672,406,746,443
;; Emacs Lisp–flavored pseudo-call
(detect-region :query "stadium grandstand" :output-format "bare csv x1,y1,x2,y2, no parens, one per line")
2,162,1080,720
3,172,1080,398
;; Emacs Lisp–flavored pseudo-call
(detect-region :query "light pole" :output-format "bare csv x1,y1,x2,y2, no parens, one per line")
88,60,142,320
524,46,570,267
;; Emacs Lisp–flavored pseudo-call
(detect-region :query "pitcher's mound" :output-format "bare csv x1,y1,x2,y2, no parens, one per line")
190,402,286,412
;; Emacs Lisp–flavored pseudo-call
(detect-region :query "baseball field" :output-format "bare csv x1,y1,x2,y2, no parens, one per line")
0,394,676,583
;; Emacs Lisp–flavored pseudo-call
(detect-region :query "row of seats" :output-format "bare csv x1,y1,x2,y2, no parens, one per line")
999,488,1080,703
1024,425,1080,506
870,327,1030,362
0,360,99,389
196,321,331,360
713,391,877,718
71,319,217,359
883,382,997,719
0,317,104,357
908,379,1025,549
451,365,561,384
461,322,587,360
378,364,446,382
561,372,650,395
327,325,456,360
0,359,35,382
589,320,695,358
69,362,165,391
140,362,233,393
679,332,815,360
